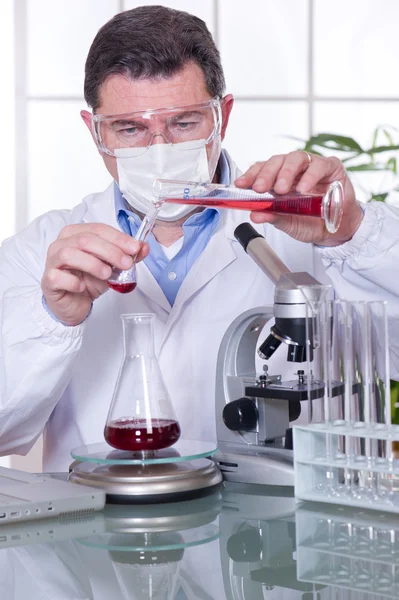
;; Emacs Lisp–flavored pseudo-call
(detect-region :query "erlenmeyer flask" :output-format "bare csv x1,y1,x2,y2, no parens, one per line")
104,314,180,454
109,536,183,600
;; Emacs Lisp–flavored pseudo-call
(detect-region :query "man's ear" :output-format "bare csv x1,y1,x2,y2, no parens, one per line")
81,109,97,142
220,94,234,141
81,109,92,131
81,110,104,155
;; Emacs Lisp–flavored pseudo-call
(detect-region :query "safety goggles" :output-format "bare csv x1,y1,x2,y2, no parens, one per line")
92,98,222,158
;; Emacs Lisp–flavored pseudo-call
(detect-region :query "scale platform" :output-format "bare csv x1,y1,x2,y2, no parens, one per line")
75,495,221,596
69,440,223,503
77,494,222,556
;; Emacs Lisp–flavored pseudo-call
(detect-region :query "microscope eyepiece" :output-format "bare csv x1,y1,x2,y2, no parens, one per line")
234,222,263,251
234,222,291,284
234,222,318,363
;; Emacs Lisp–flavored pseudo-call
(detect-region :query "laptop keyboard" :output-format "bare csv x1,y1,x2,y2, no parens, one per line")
0,493,29,504
0,468,44,486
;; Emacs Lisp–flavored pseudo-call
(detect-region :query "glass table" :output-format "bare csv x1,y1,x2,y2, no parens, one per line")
0,477,398,599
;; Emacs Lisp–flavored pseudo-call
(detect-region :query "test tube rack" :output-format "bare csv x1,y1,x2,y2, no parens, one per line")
296,501,399,598
293,295,397,513
294,422,399,513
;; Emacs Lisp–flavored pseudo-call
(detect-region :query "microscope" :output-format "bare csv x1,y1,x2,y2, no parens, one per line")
220,483,322,599
214,223,332,487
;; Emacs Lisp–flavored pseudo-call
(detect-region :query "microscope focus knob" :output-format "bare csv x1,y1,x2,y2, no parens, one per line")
227,528,262,562
222,398,258,432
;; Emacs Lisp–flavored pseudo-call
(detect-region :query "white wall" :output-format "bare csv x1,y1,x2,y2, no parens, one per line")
2,0,399,471
0,0,15,243
0,0,15,468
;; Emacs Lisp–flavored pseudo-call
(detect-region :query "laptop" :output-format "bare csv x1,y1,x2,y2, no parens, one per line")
0,511,106,548
0,466,105,524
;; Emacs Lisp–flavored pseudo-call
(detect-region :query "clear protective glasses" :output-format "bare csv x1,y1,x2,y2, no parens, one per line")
92,98,222,158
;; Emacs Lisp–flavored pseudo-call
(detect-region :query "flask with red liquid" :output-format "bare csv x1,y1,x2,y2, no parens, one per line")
153,179,344,234
104,313,180,455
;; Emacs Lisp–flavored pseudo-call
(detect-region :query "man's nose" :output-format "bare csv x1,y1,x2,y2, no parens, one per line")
148,132,170,146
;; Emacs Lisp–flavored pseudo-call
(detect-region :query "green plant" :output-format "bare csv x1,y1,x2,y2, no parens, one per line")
392,384,399,424
295,125,399,202
296,125,399,424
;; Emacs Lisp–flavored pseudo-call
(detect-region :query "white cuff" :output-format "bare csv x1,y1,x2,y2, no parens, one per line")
316,202,384,262
3,285,86,343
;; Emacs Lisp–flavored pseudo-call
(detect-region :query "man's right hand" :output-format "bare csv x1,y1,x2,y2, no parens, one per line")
41,223,149,326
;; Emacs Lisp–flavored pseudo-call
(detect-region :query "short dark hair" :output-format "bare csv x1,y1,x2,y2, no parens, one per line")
84,5,225,111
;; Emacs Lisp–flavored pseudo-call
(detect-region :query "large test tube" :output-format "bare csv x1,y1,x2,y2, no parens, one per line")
334,300,391,499
299,284,336,494
366,301,393,496
367,301,391,430
153,178,344,233
299,284,333,426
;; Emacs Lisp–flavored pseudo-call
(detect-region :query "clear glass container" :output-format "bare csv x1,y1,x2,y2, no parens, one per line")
153,178,344,234
104,314,180,456
107,204,160,293
108,537,183,600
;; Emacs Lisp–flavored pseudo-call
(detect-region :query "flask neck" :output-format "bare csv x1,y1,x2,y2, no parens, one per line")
122,314,155,358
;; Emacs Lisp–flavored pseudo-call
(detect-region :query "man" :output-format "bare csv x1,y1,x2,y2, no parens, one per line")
0,6,398,471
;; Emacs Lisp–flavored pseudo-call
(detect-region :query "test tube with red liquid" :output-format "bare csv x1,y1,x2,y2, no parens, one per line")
107,202,161,294
153,179,344,234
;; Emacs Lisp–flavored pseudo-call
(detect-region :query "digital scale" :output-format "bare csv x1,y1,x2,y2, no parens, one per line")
69,439,223,504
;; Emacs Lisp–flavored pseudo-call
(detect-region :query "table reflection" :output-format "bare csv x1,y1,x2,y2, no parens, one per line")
0,483,398,599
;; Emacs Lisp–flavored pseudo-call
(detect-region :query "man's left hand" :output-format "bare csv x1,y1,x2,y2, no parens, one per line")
235,151,364,246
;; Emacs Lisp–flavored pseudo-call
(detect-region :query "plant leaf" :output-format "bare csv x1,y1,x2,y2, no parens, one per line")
372,124,399,148
346,163,391,172
365,144,399,154
341,153,363,164
370,192,389,202
305,133,364,153
387,157,397,174
382,128,394,146
371,126,379,148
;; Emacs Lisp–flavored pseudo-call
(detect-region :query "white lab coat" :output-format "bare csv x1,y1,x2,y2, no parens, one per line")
1,152,399,472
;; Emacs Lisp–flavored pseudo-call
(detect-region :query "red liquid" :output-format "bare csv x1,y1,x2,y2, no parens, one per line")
107,281,137,294
104,418,181,451
166,194,324,217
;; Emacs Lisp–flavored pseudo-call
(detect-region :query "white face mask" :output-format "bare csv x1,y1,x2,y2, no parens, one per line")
115,138,220,221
